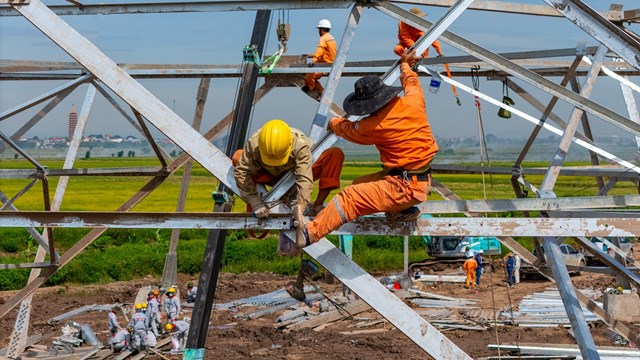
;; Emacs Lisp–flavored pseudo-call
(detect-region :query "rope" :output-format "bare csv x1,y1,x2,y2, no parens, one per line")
471,67,496,199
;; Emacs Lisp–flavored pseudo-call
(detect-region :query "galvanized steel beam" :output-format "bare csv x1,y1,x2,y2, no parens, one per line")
3,211,640,237
0,0,353,16
304,239,471,359
543,0,640,70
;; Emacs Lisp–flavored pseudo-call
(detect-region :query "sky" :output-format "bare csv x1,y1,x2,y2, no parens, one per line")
1,0,640,148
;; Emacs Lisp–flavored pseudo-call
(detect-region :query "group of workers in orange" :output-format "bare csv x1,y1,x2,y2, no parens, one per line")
233,8,442,248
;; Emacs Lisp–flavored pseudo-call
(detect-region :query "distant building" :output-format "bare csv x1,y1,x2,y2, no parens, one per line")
109,135,124,143
125,135,140,143
68,105,77,139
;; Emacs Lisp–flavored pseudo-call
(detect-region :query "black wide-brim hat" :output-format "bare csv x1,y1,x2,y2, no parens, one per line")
343,75,403,116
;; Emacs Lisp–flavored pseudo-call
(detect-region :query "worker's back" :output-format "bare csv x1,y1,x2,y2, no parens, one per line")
463,258,477,272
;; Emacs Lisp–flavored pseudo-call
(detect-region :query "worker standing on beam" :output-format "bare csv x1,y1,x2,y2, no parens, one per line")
146,292,160,337
393,8,444,59
302,19,336,100
300,49,438,246
233,119,344,218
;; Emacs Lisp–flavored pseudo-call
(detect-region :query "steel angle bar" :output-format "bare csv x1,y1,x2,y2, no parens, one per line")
0,74,91,122
0,167,165,178
0,262,51,270
0,192,51,253
542,238,599,360
0,0,354,16
309,4,362,141
264,0,475,203
417,65,640,174
574,236,640,287
380,3,640,138
13,0,240,194
543,0,640,70
131,109,168,168
418,194,640,214
552,210,640,218
0,90,72,155
433,164,639,178
304,238,471,359
0,131,46,172
540,45,607,191
583,57,640,94
619,75,640,153
4,211,640,237
0,178,38,211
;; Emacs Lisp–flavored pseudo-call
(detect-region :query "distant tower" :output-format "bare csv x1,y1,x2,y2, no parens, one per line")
68,105,77,139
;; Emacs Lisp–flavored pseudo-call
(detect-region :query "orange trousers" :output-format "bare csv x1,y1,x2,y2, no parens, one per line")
307,171,430,241
465,272,476,289
232,147,344,192
304,72,325,93
393,44,429,59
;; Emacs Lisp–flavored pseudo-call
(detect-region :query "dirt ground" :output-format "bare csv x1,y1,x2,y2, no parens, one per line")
0,244,638,359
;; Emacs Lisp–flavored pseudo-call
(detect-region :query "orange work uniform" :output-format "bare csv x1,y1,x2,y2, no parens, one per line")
305,32,337,94
463,258,478,289
232,128,344,210
307,62,439,242
393,22,443,58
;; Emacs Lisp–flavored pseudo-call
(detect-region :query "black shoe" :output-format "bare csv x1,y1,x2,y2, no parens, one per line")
385,206,421,222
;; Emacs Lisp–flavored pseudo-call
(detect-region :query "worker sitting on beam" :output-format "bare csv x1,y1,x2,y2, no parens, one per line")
300,49,438,246
233,119,344,218
393,8,444,59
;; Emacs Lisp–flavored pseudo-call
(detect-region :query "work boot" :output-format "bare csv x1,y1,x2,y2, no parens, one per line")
385,206,421,222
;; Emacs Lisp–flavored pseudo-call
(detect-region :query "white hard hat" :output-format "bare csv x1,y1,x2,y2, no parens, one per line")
478,250,484,254
317,19,331,29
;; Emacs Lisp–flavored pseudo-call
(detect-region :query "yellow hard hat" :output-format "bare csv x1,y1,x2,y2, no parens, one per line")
166,323,174,331
142,302,148,308
168,287,176,293
258,120,293,167
135,303,142,310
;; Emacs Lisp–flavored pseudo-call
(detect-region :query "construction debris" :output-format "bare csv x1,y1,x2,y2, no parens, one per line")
505,288,600,327
48,304,122,324
488,343,640,357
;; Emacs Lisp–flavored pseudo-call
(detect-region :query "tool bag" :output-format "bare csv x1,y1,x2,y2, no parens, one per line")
498,79,515,119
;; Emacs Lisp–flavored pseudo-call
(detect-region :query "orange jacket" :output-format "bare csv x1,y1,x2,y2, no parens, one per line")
397,22,442,57
330,63,439,171
312,32,337,64
463,258,478,274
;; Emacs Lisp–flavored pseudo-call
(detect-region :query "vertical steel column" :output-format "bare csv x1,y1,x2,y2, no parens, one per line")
162,78,210,289
185,10,270,356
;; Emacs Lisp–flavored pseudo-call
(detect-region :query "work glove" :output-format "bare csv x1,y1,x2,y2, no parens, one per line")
253,205,271,219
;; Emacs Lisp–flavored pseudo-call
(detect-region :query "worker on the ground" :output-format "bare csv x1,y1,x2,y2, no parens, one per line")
513,253,521,284
108,308,119,333
110,327,131,352
233,119,344,218
474,250,484,286
300,49,437,246
394,8,444,59
164,287,181,323
185,282,197,303
128,304,147,351
302,19,337,100
141,302,147,315
146,292,161,337
505,252,515,287
166,319,190,351
463,253,478,289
